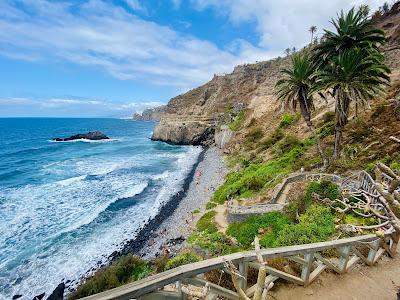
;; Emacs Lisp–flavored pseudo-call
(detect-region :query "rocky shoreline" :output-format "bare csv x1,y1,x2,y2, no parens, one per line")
65,146,227,296
138,146,228,259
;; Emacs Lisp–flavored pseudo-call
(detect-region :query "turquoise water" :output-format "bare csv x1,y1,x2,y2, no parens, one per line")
0,118,201,299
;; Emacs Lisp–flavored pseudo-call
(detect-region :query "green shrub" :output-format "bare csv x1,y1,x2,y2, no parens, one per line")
229,111,246,131
257,128,284,151
284,180,338,220
321,111,335,124
69,255,152,299
206,201,218,209
279,113,299,128
196,211,218,233
273,135,302,155
317,120,335,139
164,250,202,270
275,205,335,247
226,212,290,248
212,139,312,203
245,127,264,146
192,209,200,214
188,232,240,256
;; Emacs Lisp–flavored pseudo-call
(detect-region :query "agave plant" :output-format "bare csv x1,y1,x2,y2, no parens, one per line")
314,7,387,65
275,53,327,167
315,48,390,158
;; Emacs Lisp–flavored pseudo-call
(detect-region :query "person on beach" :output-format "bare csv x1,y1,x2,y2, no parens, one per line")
195,170,202,185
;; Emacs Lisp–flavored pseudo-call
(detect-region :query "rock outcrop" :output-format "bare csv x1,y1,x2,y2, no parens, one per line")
53,131,109,141
152,58,291,145
132,106,166,121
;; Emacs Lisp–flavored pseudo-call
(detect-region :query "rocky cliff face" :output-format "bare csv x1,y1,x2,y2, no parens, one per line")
151,58,291,145
152,6,400,146
133,106,166,121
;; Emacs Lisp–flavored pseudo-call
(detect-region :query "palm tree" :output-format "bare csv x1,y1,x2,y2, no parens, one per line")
315,49,390,158
309,26,317,44
313,7,387,66
275,53,327,167
284,48,291,57
292,46,296,53
358,4,370,19
313,7,388,159
382,2,390,14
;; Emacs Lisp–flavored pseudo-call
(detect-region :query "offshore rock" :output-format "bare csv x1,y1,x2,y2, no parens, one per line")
53,131,109,141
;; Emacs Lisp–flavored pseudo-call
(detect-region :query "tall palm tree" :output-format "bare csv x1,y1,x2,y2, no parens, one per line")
284,48,291,57
314,7,388,159
315,49,390,158
309,26,317,44
275,53,327,167
313,7,386,65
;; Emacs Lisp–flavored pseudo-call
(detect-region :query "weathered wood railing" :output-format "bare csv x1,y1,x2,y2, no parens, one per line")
227,171,381,217
81,234,390,300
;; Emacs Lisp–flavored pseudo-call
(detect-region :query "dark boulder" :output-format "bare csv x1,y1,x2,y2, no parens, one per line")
53,131,109,142
33,292,45,300
12,295,22,300
46,283,65,300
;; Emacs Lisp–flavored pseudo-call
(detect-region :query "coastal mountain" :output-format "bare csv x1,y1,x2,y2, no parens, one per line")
132,105,166,121
152,3,400,146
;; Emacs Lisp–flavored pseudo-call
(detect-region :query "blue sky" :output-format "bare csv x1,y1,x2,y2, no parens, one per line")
0,0,387,117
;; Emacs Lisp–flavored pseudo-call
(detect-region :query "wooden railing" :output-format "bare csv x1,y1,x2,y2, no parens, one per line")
227,171,380,216
81,234,390,300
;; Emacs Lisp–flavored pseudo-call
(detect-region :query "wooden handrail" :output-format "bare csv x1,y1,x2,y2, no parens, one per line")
81,234,378,300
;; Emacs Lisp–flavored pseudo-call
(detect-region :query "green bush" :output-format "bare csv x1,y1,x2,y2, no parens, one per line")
284,180,338,220
321,111,335,124
164,250,202,270
226,212,290,248
69,255,152,299
275,205,335,247
188,232,240,256
317,120,335,139
245,127,264,147
196,211,218,233
273,135,302,155
279,113,299,128
229,111,246,131
257,128,284,151
212,139,312,203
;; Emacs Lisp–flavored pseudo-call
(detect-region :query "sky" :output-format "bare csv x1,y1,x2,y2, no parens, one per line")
0,0,389,117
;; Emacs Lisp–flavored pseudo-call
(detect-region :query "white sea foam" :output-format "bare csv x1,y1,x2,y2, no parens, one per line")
0,144,202,300
48,138,119,143
56,175,87,186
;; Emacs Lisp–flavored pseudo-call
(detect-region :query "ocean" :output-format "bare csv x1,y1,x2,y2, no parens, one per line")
0,118,202,299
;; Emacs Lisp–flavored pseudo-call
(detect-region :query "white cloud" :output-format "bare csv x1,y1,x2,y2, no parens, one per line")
0,0,389,98
0,0,266,90
0,96,164,117
192,0,387,51
124,0,147,14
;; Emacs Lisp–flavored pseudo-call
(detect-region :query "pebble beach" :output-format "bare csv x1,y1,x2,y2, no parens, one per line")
139,146,228,259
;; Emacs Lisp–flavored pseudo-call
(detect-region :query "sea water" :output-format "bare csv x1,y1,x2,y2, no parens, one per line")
0,118,201,299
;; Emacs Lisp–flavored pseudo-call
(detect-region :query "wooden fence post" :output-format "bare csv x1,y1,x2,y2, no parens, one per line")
338,245,351,273
238,261,249,290
301,252,314,286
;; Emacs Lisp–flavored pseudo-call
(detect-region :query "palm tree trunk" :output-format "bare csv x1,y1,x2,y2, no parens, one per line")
299,100,327,168
333,125,343,159
333,91,350,160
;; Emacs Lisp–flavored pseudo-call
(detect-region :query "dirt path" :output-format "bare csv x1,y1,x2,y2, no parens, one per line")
214,204,228,233
270,247,400,300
